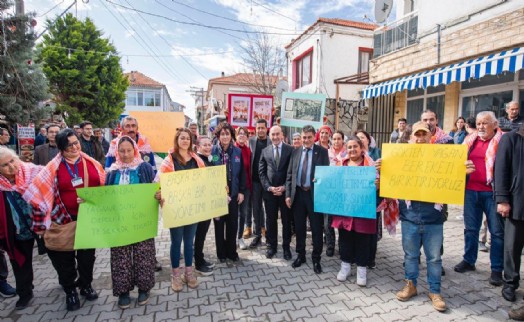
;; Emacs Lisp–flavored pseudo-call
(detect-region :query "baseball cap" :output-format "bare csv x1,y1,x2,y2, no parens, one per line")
412,121,430,134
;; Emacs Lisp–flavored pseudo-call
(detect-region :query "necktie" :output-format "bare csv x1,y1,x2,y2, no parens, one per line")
300,148,310,187
275,145,280,167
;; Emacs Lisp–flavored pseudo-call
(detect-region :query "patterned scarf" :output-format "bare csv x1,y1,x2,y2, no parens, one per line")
157,148,205,176
430,127,453,144
463,128,503,185
328,146,346,166
22,152,106,220
106,132,153,158
217,143,233,183
0,161,42,195
109,136,143,171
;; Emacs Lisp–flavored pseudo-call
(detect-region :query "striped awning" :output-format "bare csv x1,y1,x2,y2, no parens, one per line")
363,47,524,99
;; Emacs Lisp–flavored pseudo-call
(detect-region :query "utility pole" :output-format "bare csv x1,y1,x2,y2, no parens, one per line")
186,86,206,135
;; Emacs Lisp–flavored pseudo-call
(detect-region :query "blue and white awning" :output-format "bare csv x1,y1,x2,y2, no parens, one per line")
363,47,524,99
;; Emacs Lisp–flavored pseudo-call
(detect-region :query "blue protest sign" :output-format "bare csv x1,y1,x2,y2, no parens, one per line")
314,166,376,219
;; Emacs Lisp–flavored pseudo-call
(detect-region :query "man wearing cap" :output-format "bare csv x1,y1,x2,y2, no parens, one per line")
498,101,523,133
454,112,505,289
395,121,475,312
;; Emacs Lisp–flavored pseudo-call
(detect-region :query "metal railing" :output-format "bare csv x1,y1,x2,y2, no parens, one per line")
373,11,418,58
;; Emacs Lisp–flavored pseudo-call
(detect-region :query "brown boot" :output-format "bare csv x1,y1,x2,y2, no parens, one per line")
396,279,417,301
171,268,183,292
428,293,447,312
509,306,524,321
242,227,252,239
183,267,198,289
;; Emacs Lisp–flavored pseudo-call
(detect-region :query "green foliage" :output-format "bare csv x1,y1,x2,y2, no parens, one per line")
0,0,49,125
38,13,128,127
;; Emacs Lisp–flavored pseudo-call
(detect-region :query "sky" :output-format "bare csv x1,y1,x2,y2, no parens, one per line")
23,0,389,120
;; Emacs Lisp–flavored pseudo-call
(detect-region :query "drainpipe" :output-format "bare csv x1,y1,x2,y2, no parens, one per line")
437,24,441,65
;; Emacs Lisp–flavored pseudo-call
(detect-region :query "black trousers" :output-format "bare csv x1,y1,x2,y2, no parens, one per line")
293,188,323,261
503,218,524,289
194,219,211,267
0,249,7,281
214,201,239,260
264,193,291,252
251,181,265,237
324,215,335,252
4,239,34,297
47,248,96,293
339,229,371,267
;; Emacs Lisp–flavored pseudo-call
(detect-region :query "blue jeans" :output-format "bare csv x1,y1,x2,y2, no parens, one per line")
401,221,443,294
169,223,198,268
463,190,504,272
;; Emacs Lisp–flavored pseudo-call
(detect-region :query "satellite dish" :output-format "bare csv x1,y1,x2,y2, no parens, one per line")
274,80,289,105
375,0,393,23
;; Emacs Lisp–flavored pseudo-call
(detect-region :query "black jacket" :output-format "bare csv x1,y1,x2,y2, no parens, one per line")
494,124,524,220
259,143,293,194
285,144,329,205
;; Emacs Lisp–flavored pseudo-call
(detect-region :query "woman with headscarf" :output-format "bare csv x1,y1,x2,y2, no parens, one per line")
211,123,246,264
328,130,347,166
105,136,156,309
0,147,42,310
316,125,332,150
24,128,105,312
155,128,206,293
333,136,379,287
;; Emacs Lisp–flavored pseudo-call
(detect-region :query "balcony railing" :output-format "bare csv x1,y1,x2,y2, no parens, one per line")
373,11,418,59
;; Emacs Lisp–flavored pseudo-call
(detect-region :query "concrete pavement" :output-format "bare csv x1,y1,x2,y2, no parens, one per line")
0,205,519,321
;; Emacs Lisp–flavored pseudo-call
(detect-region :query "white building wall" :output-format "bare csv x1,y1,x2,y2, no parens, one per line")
287,23,373,101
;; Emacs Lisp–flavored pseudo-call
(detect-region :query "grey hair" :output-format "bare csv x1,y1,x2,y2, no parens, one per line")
120,116,138,128
506,101,519,109
0,146,19,161
476,111,498,126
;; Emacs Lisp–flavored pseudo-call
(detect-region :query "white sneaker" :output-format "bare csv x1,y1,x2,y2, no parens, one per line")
356,266,367,287
238,238,248,250
337,262,351,282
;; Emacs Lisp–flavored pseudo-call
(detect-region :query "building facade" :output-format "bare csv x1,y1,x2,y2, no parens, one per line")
365,0,524,145
122,71,173,115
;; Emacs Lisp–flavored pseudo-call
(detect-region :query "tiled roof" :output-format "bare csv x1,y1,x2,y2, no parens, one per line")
285,17,377,49
125,71,164,88
208,73,281,86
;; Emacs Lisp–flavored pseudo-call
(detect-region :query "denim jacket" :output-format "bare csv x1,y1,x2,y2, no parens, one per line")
399,200,446,225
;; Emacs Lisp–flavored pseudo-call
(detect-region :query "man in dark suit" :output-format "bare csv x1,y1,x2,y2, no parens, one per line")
285,125,330,273
33,124,60,166
248,119,271,248
259,125,293,260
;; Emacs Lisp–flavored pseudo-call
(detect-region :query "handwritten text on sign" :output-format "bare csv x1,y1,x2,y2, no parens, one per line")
160,165,228,228
129,111,185,153
74,183,160,249
314,166,377,219
380,143,468,204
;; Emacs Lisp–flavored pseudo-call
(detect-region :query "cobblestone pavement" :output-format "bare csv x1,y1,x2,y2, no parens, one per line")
1,205,520,321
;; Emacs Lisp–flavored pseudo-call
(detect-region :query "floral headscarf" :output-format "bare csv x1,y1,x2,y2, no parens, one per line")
110,136,143,171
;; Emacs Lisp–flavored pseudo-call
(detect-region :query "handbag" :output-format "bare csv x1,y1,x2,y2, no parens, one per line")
43,158,89,251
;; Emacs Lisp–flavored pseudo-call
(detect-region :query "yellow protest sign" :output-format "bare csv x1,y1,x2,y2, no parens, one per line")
129,111,185,153
380,143,468,204
160,165,228,228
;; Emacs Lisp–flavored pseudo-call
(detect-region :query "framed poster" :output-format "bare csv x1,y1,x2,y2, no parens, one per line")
280,92,326,129
228,94,273,128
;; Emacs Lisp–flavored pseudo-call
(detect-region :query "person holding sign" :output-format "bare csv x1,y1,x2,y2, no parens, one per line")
0,147,42,310
394,122,465,312
454,112,505,288
285,125,329,274
211,123,246,263
333,136,378,287
156,129,206,292
105,136,156,309
24,128,105,311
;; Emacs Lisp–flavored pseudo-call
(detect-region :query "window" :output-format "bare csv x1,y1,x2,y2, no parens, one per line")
126,90,161,107
462,73,515,90
126,91,137,106
144,92,155,106
406,87,445,125
462,91,513,119
358,48,373,74
293,48,313,89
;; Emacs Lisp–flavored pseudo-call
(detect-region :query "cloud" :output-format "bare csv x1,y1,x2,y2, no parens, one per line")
171,45,244,75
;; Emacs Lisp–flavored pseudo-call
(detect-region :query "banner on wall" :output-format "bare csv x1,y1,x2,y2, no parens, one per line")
228,94,273,128
17,123,35,162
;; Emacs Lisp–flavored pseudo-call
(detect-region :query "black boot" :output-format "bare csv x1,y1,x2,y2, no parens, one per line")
79,284,98,301
66,290,80,311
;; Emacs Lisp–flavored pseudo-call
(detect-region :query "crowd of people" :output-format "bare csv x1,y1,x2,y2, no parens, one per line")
0,100,523,319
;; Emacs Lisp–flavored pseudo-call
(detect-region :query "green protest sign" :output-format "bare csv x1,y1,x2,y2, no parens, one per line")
74,183,160,249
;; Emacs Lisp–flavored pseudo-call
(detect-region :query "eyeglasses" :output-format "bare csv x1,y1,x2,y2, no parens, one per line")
67,141,80,149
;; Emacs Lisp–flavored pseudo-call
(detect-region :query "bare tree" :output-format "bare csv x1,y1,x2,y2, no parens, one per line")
238,32,285,95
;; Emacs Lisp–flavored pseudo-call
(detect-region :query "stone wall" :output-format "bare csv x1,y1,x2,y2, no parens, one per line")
325,99,368,135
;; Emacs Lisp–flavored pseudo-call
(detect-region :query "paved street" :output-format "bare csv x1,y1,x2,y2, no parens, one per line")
0,205,520,321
